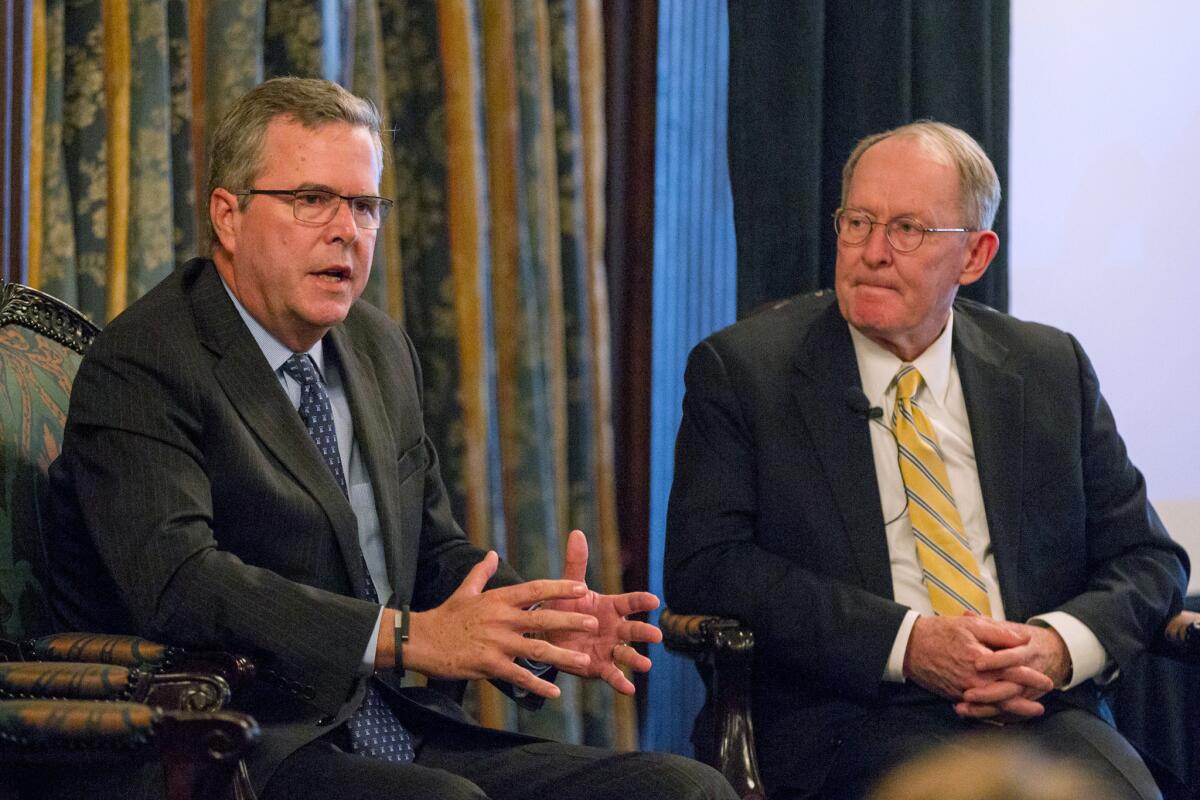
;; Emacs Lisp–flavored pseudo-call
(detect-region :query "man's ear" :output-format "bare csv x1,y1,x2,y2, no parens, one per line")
958,230,999,288
209,188,241,255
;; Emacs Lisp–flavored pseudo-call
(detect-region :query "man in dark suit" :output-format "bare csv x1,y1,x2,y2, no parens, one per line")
49,77,735,800
664,121,1188,800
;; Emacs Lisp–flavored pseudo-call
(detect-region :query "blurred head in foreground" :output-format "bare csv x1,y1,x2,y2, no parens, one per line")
867,736,1118,800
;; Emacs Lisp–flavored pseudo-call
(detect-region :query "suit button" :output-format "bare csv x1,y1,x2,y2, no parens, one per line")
316,715,335,727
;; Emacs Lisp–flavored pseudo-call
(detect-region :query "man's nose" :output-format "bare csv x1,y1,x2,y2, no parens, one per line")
862,221,892,266
326,198,360,241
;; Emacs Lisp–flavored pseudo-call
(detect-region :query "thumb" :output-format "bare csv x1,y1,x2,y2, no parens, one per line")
561,529,589,583
457,551,499,596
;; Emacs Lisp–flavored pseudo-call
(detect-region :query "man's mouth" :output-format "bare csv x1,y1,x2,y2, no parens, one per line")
314,266,351,282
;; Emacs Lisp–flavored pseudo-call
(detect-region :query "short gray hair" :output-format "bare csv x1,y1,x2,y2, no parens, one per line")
840,121,1001,230
206,76,383,245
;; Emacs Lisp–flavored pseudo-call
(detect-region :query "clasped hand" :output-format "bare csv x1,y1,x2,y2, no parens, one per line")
402,530,660,699
903,613,1070,723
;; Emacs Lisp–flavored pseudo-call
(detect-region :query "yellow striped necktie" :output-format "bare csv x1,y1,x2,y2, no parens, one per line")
892,366,991,617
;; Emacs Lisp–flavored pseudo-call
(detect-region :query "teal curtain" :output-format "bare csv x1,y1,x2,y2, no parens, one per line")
21,0,625,748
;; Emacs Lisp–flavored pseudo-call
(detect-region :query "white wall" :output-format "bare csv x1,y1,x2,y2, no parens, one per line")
1010,1,1200,591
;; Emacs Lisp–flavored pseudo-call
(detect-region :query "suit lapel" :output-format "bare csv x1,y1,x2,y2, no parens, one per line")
188,262,364,591
952,307,1026,619
792,302,893,597
328,325,410,604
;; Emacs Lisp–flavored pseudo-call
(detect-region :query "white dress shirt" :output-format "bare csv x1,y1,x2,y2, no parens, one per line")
848,312,1109,689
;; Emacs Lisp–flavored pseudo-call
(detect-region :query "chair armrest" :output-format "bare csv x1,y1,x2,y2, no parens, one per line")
0,660,233,712
1156,610,1200,661
1,699,259,800
22,632,174,669
661,611,755,658
659,610,764,800
20,632,256,689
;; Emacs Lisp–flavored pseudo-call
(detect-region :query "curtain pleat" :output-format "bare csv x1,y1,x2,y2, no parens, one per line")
62,0,108,320
28,0,46,288
575,0,633,752
435,0,506,733
102,0,131,320
352,0,403,320
36,0,76,303
126,0,176,304
20,0,623,749
167,0,197,267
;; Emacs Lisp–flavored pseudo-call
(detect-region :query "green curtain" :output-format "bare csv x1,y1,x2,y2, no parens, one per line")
22,0,626,748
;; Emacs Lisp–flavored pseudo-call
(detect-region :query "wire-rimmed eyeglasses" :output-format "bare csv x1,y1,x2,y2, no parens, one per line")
833,208,976,253
236,188,394,230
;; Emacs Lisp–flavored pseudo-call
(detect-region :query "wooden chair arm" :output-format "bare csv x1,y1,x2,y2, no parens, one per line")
1156,609,1200,661
661,610,755,657
15,632,256,690
659,609,764,800
1,699,259,800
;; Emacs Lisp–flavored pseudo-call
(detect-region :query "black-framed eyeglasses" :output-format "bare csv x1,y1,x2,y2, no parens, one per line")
833,208,976,253
235,188,394,230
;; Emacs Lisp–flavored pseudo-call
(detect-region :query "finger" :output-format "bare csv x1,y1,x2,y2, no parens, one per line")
968,619,1032,650
561,529,589,583
970,666,1051,695
458,551,500,596
954,700,1004,719
524,608,599,634
996,696,1046,718
616,619,663,645
517,638,593,674
494,660,562,700
961,680,1024,705
606,591,661,617
490,578,588,607
613,642,653,674
600,662,636,695
994,665,1054,693
974,645,1033,672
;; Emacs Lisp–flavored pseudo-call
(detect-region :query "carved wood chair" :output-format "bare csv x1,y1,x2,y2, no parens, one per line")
0,282,259,799
661,606,1200,800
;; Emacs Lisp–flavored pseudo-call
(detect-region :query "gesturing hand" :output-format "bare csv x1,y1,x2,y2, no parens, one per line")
544,530,662,695
402,551,604,699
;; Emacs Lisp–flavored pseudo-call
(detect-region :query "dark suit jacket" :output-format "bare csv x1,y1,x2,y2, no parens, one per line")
664,291,1188,795
49,258,535,794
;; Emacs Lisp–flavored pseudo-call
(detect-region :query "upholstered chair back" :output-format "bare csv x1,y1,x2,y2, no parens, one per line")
0,283,98,642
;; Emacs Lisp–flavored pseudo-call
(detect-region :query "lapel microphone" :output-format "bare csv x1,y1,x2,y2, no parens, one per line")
843,387,884,421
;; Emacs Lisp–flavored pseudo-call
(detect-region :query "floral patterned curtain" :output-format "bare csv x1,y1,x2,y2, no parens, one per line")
18,0,629,749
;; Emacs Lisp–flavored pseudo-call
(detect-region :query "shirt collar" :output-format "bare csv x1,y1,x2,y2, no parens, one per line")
219,276,327,379
849,311,955,408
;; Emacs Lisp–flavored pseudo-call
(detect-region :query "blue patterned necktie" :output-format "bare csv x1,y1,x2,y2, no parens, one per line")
282,353,415,763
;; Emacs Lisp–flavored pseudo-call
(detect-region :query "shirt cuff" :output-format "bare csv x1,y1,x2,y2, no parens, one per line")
1029,611,1114,688
361,606,386,676
884,609,921,682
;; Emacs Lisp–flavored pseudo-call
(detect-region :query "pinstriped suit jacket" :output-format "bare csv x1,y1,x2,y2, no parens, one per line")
49,258,531,793
664,292,1188,795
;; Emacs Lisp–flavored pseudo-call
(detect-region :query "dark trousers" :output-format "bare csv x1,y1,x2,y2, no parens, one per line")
262,721,737,800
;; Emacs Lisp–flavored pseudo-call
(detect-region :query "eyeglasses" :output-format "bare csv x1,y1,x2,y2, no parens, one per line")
833,209,976,253
235,188,394,229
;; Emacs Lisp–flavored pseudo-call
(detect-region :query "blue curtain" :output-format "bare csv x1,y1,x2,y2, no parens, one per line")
642,0,737,756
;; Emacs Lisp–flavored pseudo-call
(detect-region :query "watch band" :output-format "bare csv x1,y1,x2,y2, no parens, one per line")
395,604,410,674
